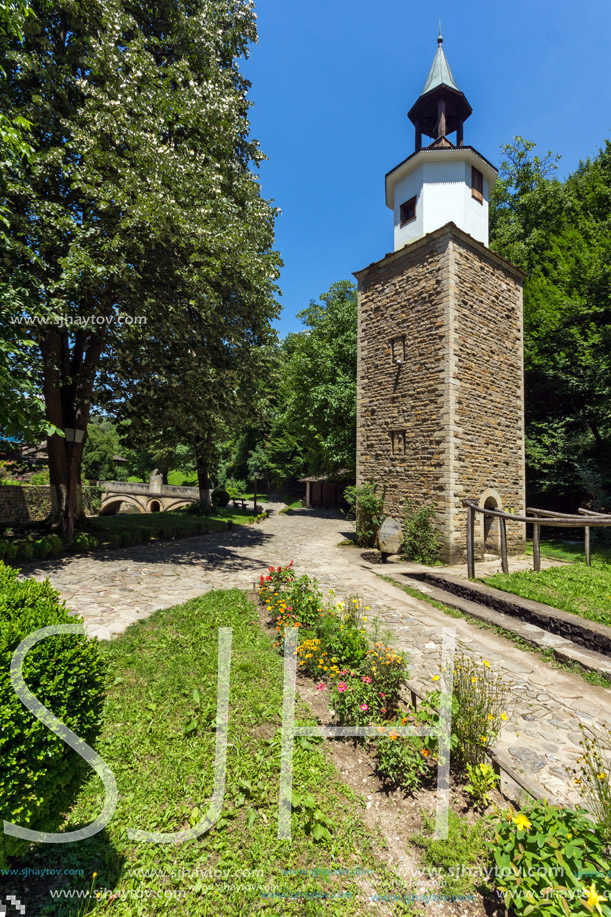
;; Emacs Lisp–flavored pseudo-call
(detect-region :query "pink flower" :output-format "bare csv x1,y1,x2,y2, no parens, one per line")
341,669,349,675
361,676,372,684
380,692,385,697
360,703,368,711
337,683,347,693
316,683,325,691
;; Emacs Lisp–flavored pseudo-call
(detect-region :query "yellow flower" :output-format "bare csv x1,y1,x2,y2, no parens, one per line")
480,735,488,743
363,616,368,621
513,813,532,832
483,660,490,667
597,772,607,780
487,714,494,720
584,882,607,916
471,677,477,683
93,872,97,878
500,713,508,721
432,675,440,682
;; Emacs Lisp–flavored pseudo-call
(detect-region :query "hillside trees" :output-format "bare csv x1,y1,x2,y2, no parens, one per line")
0,0,279,537
491,137,611,507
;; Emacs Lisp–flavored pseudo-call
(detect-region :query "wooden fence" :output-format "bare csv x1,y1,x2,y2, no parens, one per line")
462,500,611,579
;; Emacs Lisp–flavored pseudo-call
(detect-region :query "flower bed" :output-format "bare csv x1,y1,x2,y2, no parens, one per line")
259,561,611,916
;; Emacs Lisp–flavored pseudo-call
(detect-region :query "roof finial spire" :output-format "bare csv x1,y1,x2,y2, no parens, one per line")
438,19,442,45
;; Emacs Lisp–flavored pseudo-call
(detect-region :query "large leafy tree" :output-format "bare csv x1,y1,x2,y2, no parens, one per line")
1,0,279,537
278,280,357,475
491,137,611,508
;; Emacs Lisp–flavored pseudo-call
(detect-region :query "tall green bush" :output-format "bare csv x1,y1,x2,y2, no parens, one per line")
401,499,441,564
0,563,106,865
344,482,385,548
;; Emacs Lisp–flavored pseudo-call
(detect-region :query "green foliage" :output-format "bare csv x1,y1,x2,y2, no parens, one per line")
285,574,324,628
0,562,106,865
1,0,279,533
485,562,611,628
573,724,611,845
81,418,123,482
412,809,492,899
451,654,508,768
492,801,611,917
276,281,357,475
491,137,611,508
401,499,441,564
344,481,385,548
330,675,384,727
375,724,433,791
211,488,230,508
464,762,499,809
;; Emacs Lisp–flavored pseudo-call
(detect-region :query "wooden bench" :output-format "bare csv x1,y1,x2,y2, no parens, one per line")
232,498,248,510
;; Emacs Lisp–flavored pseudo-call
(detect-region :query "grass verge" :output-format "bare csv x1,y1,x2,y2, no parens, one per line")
483,562,611,629
377,574,611,688
1,589,416,916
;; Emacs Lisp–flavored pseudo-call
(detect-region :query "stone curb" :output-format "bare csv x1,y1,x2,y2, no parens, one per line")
365,563,611,679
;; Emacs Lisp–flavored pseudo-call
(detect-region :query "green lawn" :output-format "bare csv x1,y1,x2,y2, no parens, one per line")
526,537,611,565
90,506,251,541
484,562,611,627
3,590,415,916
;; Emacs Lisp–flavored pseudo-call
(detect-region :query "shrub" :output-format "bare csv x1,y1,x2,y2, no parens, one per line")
0,563,106,865
359,642,408,714
492,801,611,917
211,488,230,508
316,606,369,670
286,575,324,628
3,542,17,562
401,499,441,564
331,674,385,727
573,724,611,845
344,482,385,548
464,761,499,809
14,541,34,562
450,654,508,768
375,723,433,791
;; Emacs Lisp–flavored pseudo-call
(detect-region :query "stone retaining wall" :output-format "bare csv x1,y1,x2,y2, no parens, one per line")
0,484,100,524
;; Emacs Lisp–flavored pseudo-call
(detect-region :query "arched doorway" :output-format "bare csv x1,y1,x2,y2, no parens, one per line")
483,496,498,554
149,500,161,513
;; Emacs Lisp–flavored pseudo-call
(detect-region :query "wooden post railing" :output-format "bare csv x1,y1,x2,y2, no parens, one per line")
463,500,611,577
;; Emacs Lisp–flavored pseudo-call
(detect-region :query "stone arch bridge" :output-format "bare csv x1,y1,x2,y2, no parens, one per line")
99,481,200,515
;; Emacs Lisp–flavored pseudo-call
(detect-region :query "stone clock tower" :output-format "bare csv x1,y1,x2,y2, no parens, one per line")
355,33,526,562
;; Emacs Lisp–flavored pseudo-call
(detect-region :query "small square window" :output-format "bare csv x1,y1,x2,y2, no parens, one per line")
390,430,406,456
400,196,417,226
391,335,406,365
471,166,484,204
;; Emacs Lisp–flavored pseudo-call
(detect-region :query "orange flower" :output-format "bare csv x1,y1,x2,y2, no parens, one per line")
421,748,430,757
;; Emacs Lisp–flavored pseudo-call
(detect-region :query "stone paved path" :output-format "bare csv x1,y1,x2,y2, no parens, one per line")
20,509,611,807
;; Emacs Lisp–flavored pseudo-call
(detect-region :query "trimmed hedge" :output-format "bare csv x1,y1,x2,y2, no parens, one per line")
0,563,106,866
211,488,230,508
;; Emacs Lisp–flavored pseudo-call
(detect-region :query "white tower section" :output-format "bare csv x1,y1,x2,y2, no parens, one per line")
386,146,498,251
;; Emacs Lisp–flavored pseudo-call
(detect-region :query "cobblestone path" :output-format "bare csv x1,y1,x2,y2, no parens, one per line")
21,508,611,806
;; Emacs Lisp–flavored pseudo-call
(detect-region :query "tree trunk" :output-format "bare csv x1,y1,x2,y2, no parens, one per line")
194,430,213,509
41,327,103,541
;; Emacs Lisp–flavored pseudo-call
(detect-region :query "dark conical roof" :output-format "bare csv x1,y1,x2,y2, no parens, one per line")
408,33,472,141
420,34,459,95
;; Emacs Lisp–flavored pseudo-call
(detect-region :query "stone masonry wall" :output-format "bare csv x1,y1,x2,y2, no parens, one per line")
355,223,525,562
356,232,450,524
0,485,52,524
449,236,525,558
0,484,101,524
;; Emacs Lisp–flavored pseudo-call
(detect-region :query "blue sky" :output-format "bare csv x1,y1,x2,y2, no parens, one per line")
242,0,611,336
